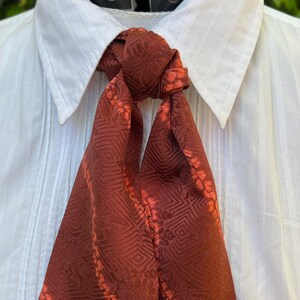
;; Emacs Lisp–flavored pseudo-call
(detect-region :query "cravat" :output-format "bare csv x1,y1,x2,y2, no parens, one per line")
40,28,236,299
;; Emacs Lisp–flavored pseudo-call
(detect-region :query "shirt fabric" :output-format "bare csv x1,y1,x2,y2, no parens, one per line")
0,0,300,299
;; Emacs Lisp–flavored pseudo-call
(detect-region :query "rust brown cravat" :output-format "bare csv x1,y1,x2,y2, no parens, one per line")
40,28,236,300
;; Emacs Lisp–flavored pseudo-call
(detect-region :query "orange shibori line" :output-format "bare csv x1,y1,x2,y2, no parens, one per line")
183,148,224,240
124,167,174,299
81,153,117,300
141,189,175,300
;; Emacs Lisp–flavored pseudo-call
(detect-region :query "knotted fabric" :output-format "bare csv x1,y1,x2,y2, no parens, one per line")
40,28,236,299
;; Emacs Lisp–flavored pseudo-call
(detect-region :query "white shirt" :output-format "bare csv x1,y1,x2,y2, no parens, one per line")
0,0,300,299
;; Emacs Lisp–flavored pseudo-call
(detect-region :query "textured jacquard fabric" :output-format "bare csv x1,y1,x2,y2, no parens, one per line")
40,28,235,299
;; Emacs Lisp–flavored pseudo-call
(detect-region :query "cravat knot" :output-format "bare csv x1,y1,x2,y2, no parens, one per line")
97,28,190,101
41,26,236,300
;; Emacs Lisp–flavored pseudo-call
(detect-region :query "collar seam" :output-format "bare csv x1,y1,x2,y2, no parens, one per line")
101,7,171,18
217,0,263,108
34,9,72,113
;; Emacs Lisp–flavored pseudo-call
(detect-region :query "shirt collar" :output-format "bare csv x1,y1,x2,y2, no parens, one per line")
34,0,263,128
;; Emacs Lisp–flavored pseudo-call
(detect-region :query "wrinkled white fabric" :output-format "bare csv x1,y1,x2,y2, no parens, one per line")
0,0,300,299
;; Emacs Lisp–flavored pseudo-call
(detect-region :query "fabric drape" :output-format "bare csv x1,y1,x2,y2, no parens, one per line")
40,28,235,300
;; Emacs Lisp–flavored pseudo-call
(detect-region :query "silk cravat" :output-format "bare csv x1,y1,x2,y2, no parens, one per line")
40,28,236,299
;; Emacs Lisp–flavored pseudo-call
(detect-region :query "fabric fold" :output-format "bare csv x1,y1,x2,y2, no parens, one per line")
40,28,235,300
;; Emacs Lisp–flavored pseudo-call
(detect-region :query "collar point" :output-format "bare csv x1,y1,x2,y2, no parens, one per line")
213,108,230,130
56,103,75,125
218,117,228,130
